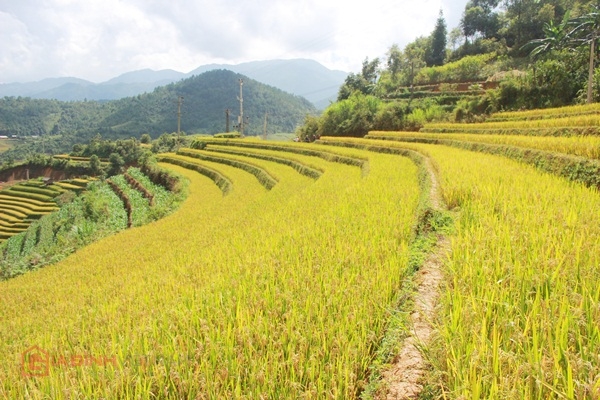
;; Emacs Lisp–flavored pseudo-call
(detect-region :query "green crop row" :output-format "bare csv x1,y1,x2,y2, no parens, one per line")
125,167,175,216
0,193,52,207
158,155,232,195
4,189,55,203
0,198,57,214
124,172,154,205
110,175,152,227
200,138,368,172
0,206,28,220
106,178,133,228
9,184,62,198
53,182,85,192
178,148,279,190
205,145,323,180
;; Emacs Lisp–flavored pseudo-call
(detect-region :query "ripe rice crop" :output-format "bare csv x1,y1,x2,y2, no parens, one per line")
367,131,600,160
0,194,55,208
206,145,324,179
321,136,600,398
423,144,600,399
0,146,421,398
2,189,54,203
177,148,279,190
425,114,600,131
489,102,600,121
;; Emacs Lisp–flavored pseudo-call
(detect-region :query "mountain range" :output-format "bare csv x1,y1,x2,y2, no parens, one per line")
0,69,317,140
0,59,347,109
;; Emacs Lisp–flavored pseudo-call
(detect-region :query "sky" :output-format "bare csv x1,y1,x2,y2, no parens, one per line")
0,0,469,84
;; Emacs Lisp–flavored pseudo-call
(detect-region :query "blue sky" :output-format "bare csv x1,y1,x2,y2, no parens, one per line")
0,0,468,83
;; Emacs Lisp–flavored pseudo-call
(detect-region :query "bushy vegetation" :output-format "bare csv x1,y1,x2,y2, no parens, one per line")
297,0,600,139
296,93,447,140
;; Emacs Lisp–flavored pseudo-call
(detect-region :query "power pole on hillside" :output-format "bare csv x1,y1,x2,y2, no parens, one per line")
237,79,244,136
263,113,268,140
225,109,230,133
177,96,184,150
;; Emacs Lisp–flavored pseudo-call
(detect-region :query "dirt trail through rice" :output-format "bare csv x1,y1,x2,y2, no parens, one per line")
378,157,450,399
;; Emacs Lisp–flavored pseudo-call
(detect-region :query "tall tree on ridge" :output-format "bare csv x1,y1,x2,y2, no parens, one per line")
428,10,448,66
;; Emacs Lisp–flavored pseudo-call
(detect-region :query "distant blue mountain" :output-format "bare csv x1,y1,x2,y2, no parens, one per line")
0,59,347,109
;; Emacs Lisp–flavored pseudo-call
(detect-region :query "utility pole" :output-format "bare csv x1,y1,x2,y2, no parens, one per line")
263,113,268,140
177,96,184,150
225,109,230,133
237,79,244,136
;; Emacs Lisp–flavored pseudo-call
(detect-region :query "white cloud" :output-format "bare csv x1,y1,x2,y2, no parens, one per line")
0,11,42,83
0,0,468,83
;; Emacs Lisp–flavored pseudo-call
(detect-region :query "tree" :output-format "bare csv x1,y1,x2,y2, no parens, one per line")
108,153,124,176
387,44,403,80
337,57,381,100
569,5,600,103
403,38,428,86
527,5,600,104
319,92,380,137
427,10,448,66
140,133,151,144
89,154,102,176
461,0,501,41
449,27,464,51
504,0,560,53
363,57,380,80
295,114,320,142
524,12,570,59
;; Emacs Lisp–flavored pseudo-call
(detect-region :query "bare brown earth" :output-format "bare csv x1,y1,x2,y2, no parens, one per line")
377,156,450,399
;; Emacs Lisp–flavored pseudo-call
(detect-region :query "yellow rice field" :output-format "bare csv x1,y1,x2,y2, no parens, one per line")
0,144,421,398
368,130,600,159
1,121,599,399
319,135,600,398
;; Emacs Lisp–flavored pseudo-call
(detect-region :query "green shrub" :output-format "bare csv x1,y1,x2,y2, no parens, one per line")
189,139,207,150
213,132,242,139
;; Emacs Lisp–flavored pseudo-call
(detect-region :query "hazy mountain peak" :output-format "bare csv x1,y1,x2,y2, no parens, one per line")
0,59,347,109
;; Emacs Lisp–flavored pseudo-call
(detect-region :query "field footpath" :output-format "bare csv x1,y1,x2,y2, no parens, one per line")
379,154,450,399
316,138,452,398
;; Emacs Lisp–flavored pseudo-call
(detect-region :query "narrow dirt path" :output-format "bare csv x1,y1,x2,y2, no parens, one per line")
378,156,450,399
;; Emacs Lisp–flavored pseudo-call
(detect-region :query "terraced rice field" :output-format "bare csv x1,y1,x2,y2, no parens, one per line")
0,179,94,242
0,183,62,241
1,103,599,399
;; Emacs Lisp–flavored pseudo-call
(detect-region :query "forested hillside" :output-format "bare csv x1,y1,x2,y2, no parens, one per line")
104,69,315,136
297,0,600,139
0,70,316,162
